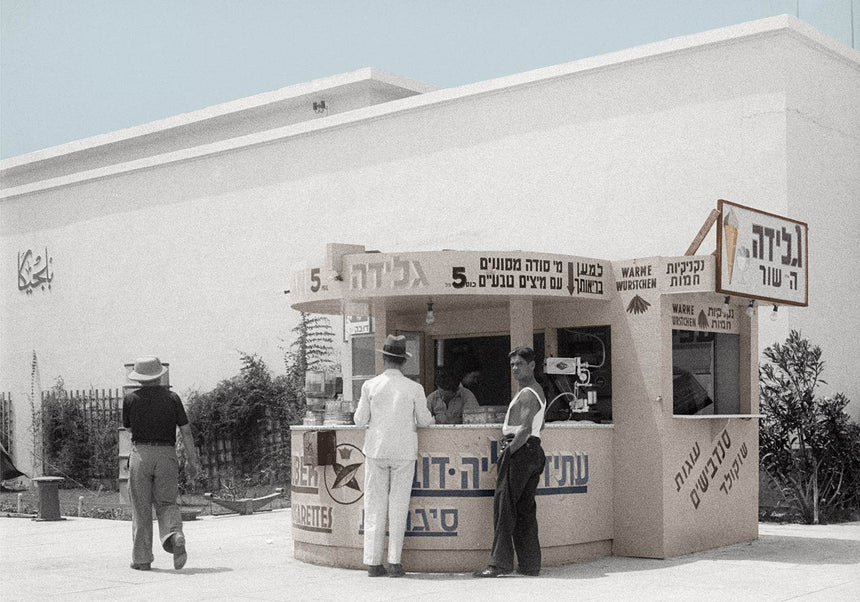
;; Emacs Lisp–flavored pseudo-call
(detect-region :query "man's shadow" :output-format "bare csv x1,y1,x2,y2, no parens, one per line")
150,567,233,575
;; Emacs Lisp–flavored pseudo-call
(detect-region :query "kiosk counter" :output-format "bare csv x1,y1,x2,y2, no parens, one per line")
291,422,613,572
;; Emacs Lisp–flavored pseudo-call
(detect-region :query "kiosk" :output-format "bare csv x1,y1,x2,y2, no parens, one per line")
288,213,807,570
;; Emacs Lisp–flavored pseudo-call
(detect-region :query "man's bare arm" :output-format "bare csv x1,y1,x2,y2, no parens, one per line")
508,392,540,454
179,423,201,478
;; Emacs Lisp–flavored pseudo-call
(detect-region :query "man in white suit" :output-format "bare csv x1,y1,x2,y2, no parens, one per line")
353,334,435,577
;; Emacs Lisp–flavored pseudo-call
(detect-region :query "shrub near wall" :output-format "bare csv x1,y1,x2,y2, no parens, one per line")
39,379,121,487
760,331,860,523
184,353,305,491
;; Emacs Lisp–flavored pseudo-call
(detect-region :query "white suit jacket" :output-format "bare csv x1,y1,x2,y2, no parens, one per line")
354,368,435,459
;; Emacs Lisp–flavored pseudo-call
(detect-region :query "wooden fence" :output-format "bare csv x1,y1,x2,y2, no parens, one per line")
38,388,291,490
196,406,290,490
43,388,124,429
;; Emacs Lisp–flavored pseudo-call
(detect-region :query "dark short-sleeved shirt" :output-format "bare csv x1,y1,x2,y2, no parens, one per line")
122,386,189,444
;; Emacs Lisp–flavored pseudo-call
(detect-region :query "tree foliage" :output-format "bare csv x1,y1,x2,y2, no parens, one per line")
284,312,337,395
185,353,305,490
759,330,860,523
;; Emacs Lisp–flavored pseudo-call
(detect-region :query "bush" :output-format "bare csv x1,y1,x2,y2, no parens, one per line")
759,331,860,523
37,378,120,488
184,353,305,492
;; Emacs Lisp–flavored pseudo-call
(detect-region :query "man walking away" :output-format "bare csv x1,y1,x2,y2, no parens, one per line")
123,356,201,571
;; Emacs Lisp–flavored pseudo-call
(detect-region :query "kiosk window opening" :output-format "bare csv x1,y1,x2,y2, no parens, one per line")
350,333,376,401
671,330,740,415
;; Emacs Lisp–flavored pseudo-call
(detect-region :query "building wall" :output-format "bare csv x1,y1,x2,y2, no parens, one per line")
782,35,860,413
2,18,858,480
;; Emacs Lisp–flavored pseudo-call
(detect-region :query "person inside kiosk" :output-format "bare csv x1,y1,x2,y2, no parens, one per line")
426,367,479,424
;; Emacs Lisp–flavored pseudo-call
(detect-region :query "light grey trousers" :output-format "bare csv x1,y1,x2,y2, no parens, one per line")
362,457,415,566
128,445,183,564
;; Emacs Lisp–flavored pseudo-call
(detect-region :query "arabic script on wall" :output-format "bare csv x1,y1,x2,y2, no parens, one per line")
18,248,54,294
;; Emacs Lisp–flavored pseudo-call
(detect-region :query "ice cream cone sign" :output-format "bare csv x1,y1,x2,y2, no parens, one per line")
715,199,808,307
723,208,739,284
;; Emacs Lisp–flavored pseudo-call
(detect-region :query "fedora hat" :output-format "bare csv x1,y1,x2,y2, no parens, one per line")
128,356,168,382
379,335,412,359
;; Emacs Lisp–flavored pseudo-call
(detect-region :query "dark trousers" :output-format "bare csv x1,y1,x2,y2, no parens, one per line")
489,436,546,572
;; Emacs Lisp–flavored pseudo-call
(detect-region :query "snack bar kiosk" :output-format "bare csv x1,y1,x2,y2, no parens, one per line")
288,206,807,571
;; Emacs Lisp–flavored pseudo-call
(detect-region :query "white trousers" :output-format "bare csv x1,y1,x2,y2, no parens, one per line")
362,457,415,565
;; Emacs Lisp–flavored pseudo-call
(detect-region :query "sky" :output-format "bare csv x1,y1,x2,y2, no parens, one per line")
1,0,858,160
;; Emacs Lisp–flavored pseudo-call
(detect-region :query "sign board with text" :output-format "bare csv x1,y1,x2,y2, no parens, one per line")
291,250,613,311
716,199,808,306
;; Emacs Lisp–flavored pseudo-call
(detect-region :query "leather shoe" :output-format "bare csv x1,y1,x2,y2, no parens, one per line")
388,563,405,577
130,563,151,571
367,564,387,577
518,567,541,576
172,532,187,570
473,565,512,578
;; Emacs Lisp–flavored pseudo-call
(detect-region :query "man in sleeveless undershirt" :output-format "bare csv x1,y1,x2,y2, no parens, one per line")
474,346,547,578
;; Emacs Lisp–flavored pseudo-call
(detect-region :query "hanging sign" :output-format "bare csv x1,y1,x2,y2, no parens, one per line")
716,199,808,306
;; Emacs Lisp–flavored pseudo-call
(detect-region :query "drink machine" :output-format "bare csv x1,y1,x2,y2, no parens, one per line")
544,357,600,421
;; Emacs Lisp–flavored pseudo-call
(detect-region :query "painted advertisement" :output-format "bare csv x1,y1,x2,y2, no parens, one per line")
613,256,715,318
290,427,610,551
671,427,752,511
669,299,740,334
716,199,808,306
291,250,612,308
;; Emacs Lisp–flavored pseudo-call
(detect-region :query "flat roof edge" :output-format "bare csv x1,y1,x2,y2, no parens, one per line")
3,15,856,197
0,67,437,171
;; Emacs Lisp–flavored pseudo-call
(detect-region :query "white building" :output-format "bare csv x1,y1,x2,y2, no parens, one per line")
2,15,858,478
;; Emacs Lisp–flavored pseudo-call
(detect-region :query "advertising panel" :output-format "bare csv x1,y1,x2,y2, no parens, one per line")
290,250,613,309
290,426,612,556
716,199,808,306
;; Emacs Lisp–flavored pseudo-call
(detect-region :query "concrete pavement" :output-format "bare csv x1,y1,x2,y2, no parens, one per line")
1,510,858,601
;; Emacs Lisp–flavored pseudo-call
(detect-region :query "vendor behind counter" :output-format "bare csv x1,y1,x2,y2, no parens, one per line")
426,368,479,424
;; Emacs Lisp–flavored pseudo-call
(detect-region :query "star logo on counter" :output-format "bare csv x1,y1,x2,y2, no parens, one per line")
324,443,365,505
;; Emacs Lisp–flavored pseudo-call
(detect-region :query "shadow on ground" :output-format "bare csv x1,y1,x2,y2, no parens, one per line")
407,529,860,582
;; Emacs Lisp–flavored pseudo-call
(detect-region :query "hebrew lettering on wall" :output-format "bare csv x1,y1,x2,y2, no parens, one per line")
673,428,749,510
670,302,738,334
411,443,591,497
717,199,808,306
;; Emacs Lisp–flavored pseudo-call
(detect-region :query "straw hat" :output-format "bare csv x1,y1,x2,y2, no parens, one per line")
128,356,168,382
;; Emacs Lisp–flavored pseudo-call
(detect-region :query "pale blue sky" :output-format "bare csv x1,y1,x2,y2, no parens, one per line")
1,0,857,159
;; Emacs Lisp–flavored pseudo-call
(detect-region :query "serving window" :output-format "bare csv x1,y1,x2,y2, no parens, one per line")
672,330,740,415
350,333,376,401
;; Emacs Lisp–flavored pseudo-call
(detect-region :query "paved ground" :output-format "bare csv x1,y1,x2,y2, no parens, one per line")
1,510,858,601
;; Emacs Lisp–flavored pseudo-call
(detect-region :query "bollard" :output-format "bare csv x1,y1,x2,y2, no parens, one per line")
32,476,66,521
17,492,23,513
